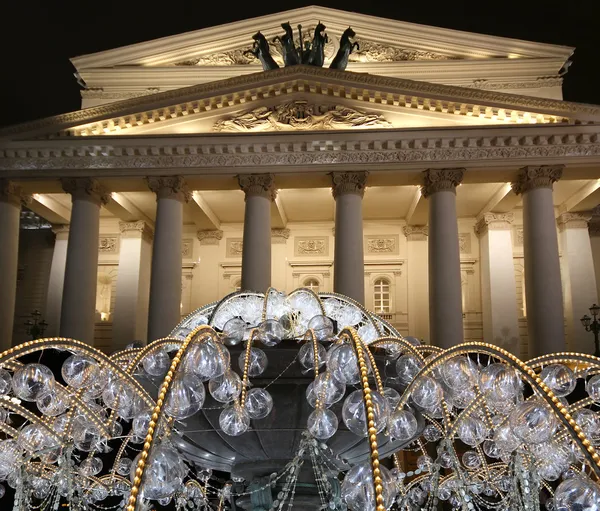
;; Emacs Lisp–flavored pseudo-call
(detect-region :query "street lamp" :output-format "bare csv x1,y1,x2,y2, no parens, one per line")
580,303,600,357
24,310,48,340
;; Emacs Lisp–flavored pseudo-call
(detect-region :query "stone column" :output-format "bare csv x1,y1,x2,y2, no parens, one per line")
404,226,430,342
60,178,108,344
558,212,598,354
475,213,520,354
238,174,276,293
147,176,189,341
331,172,368,304
271,228,290,291
45,225,69,337
422,168,465,349
0,181,26,350
112,221,154,352
512,165,565,357
589,219,600,303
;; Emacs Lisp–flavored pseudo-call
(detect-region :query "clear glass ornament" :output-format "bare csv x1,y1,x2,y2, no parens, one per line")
0,439,20,480
328,344,359,384
238,347,268,377
410,376,443,410
342,389,389,437
387,409,418,441
341,463,396,510
462,450,482,469
222,318,246,346
83,367,109,400
135,443,187,500
219,404,250,436
133,411,151,438
61,355,99,389
257,319,285,346
117,458,132,476
0,369,11,395
209,370,242,403
439,451,453,469
403,336,421,346
307,315,334,341
573,408,600,444
396,355,423,385
37,389,68,416
72,415,102,452
297,342,326,370
540,364,576,397
80,457,103,476
554,476,600,511
244,388,273,420
442,356,478,391
12,363,55,402
423,424,442,442
306,372,346,408
479,363,520,402
416,455,431,471
383,387,401,411
164,373,205,419
307,408,338,440
457,416,488,446
586,374,600,402
183,340,229,381
142,349,170,377
509,400,557,445
17,424,47,454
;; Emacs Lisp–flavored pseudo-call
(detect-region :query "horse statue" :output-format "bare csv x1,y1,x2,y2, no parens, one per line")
330,27,359,70
244,31,279,71
303,22,328,67
273,22,300,67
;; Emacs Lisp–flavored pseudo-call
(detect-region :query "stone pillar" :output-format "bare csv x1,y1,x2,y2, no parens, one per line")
45,225,69,337
512,165,565,357
422,168,465,349
404,226,429,342
147,176,189,341
112,221,154,351
589,220,600,303
271,228,290,291
60,178,108,344
0,181,26,350
475,213,520,354
331,172,368,304
238,174,276,293
558,212,598,354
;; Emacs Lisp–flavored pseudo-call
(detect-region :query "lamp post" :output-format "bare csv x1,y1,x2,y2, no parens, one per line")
580,303,600,357
24,310,48,340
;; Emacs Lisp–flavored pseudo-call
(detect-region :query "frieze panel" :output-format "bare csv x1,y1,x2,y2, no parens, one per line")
349,41,452,63
99,237,118,253
459,233,471,254
513,226,524,247
295,236,329,257
226,238,244,257
365,235,399,255
181,239,193,258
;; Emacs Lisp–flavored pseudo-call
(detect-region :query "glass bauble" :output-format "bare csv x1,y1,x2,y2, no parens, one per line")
142,350,170,377
457,416,488,446
341,463,397,510
82,368,109,400
387,409,418,441
306,372,346,408
554,476,600,511
479,363,520,402
219,404,250,437
164,373,205,419
328,344,359,384
244,388,273,420
540,364,576,398
509,400,557,445
586,374,600,402
79,457,103,476
462,450,482,469
410,376,443,411
209,370,242,403
72,415,102,452
183,340,229,381
297,342,327,370
62,355,99,389
117,457,132,476
342,389,389,437
573,409,600,444
12,364,55,402
257,319,285,347
238,347,268,377
136,444,187,500
37,390,68,417
222,318,246,346
395,355,423,385
442,356,478,391
0,440,20,480
133,411,151,438
0,369,11,395
17,424,47,454
383,387,401,411
423,424,442,443
308,315,335,341
307,408,338,440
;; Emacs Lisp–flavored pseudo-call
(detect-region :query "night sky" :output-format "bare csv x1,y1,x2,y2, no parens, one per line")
2,0,599,128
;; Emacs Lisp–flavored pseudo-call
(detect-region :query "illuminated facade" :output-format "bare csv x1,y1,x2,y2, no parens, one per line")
2,6,600,358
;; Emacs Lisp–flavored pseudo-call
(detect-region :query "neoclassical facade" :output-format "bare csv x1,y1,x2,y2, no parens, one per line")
2,6,600,359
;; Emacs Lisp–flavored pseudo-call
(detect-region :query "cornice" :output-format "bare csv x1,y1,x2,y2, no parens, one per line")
3,66,599,140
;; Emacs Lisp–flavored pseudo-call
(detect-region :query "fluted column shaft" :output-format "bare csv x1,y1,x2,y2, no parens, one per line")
238,174,276,293
332,172,368,304
45,225,69,337
513,165,565,357
147,176,189,341
60,178,108,344
0,181,26,350
423,168,464,348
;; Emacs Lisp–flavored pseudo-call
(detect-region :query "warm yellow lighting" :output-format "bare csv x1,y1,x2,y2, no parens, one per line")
100,312,110,322
508,53,520,59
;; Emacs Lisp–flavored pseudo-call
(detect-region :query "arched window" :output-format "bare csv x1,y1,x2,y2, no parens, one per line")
373,278,391,313
304,278,320,293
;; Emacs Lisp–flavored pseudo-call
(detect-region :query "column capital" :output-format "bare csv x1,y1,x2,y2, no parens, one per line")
61,178,109,205
330,171,368,199
512,165,563,195
271,228,290,244
237,174,276,201
51,224,70,240
474,212,514,237
119,221,154,241
197,229,223,245
421,168,464,198
146,176,191,202
557,212,591,231
403,225,428,241
0,179,29,207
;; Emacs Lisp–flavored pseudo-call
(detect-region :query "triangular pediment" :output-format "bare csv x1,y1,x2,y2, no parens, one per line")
3,66,599,141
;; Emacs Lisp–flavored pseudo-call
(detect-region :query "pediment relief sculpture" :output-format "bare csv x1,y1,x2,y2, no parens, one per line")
212,101,391,132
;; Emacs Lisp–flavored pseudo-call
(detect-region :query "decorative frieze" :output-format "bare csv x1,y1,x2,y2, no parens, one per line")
421,168,465,198
458,233,472,254
226,238,244,257
295,236,329,256
197,230,223,245
513,226,524,247
146,175,191,202
511,165,563,195
61,177,109,206
271,228,290,244
474,212,514,236
181,239,193,258
403,225,428,241
119,221,154,242
557,212,591,231
238,174,277,201
365,235,399,254
330,171,368,199
99,237,118,253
